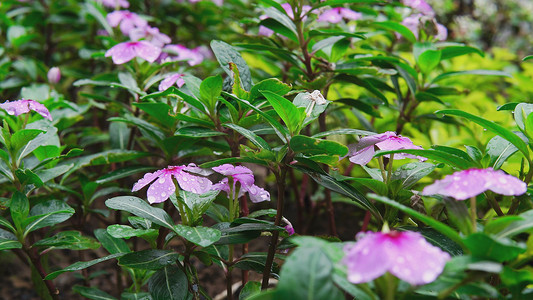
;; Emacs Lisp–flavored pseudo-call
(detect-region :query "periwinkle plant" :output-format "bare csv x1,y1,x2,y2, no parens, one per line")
2,0,533,299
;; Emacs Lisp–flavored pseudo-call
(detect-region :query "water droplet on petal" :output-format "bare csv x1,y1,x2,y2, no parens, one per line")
159,178,165,184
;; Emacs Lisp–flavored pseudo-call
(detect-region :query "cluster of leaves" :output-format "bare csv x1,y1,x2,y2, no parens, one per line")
1,0,533,300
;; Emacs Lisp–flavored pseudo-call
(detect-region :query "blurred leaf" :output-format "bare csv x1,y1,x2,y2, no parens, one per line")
72,286,116,300
239,281,262,300
463,233,526,262
0,238,22,250
418,49,441,74
375,149,477,169
432,70,511,83
374,21,416,42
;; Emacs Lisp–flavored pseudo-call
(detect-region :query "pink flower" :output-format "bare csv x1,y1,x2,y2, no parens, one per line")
212,164,270,203
106,10,147,35
105,41,161,64
403,0,434,16
129,26,171,48
47,67,61,84
422,168,527,201
435,23,448,41
162,44,204,66
159,73,185,91
317,7,362,24
132,164,213,204
343,231,450,285
187,0,224,5
0,99,52,121
100,0,130,8
258,15,274,37
347,131,426,165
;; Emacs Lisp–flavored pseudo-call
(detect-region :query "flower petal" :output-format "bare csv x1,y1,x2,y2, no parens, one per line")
245,184,270,203
134,41,162,63
343,233,391,284
146,173,175,204
132,169,165,192
175,171,213,194
106,42,136,64
485,169,527,197
349,146,375,165
28,100,53,121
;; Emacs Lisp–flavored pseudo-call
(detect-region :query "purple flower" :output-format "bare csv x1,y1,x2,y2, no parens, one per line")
129,26,171,48
100,0,130,8
403,0,434,16
106,10,147,35
400,14,447,41
258,15,274,37
347,131,426,165
132,164,213,204
0,99,52,121
343,231,450,285
285,224,295,235
105,41,161,64
159,73,185,91
212,164,270,203
422,168,527,201
187,0,224,5
47,67,61,84
317,7,362,24
162,44,204,66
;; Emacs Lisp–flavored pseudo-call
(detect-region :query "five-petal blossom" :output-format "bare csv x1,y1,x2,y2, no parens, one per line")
132,164,213,204
212,164,270,203
422,168,527,201
105,41,162,64
317,7,362,23
159,73,185,91
106,10,147,35
343,231,450,285
347,131,426,165
0,99,52,121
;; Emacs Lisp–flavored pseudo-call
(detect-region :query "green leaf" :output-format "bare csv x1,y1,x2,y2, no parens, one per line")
174,126,226,138
94,228,130,254
173,224,221,247
133,102,175,128
311,128,374,138
262,7,298,42
432,70,511,83
375,149,476,169
33,231,100,250
250,78,291,101
15,169,43,187
45,253,126,280
10,191,29,231
211,40,252,91
73,286,117,300
120,292,152,300
523,55,533,61
494,210,533,238
290,135,348,156
199,75,223,112
276,247,343,300
96,165,156,184
397,226,463,256
374,21,416,42
107,225,157,240
223,92,289,142
106,196,175,230
22,200,75,235
463,233,526,262
179,190,219,223
224,123,271,150
11,129,44,153
0,238,22,250
261,90,303,136
440,45,484,60
148,266,191,300
368,194,466,249
418,49,441,74
239,281,262,300
513,103,533,131
292,161,381,221
118,249,180,270
437,109,530,161
332,273,374,300
390,162,437,189
486,135,518,169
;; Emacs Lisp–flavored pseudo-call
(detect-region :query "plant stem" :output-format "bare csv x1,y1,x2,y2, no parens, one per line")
261,168,287,289
23,244,59,300
487,195,504,216
386,154,395,184
470,196,477,232
378,156,387,182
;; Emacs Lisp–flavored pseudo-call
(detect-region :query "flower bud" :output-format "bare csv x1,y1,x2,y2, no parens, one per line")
47,67,61,84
